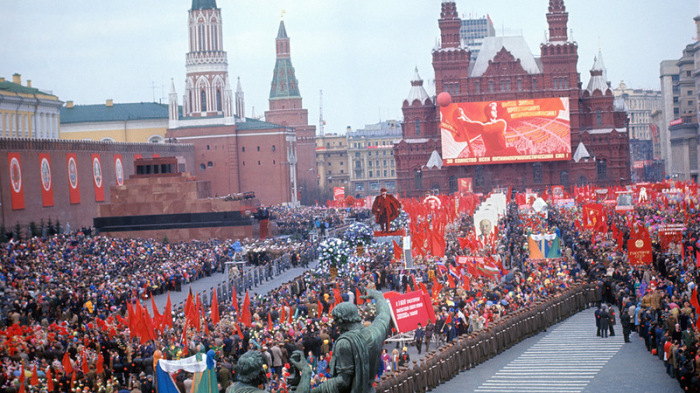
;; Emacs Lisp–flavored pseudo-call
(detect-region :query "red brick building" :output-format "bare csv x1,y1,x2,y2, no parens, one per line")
394,0,630,196
166,0,296,206
264,20,319,205
0,138,194,232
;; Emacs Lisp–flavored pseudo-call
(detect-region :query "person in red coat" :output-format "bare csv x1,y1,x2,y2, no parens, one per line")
372,188,401,233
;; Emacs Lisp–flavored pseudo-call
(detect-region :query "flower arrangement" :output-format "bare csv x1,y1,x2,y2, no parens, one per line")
317,238,351,270
391,211,409,232
343,222,373,247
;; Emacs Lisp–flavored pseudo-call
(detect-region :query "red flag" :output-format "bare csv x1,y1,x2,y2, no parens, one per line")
691,289,700,314
127,302,135,339
462,276,470,291
280,306,286,323
447,274,456,289
211,291,220,326
18,363,25,393
184,290,194,323
393,240,402,261
62,352,73,375
432,276,443,298
333,286,343,305
30,364,39,386
356,288,364,305
181,326,189,356
234,322,243,339
96,352,104,374
419,282,428,295
163,292,173,329
151,296,162,331
241,290,252,328
268,312,273,330
445,313,452,325
143,307,157,341
457,236,469,249
317,300,323,317
202,306,210,335
288,304,294,323
194,294,202,332
46,367,54,391
81,351,90,374
696,250,700,268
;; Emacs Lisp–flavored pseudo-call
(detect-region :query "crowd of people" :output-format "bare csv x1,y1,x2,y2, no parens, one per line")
0,183,699,393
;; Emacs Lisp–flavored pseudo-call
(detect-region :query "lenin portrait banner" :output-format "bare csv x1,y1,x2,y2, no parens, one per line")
7,152,25,210
38,153,54,207
66,153,80,204
91,154,105,202
114,154,124,186
440,97,571,166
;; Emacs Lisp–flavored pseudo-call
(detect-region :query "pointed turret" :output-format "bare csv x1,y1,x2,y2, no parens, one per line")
235,77,245,121
585,49,611,95
168,78,179,128
223,77,234,124
404,67,432,106
546,0,569,42
270,19,300,99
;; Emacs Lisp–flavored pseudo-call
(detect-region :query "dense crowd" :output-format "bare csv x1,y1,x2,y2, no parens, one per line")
1,185,700,393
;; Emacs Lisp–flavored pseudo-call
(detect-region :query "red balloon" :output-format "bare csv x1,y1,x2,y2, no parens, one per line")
436,92,452,107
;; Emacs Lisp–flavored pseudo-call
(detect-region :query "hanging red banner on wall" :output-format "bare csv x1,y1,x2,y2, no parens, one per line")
7,153,25,210
38,153,54,207
113,154,124,186
91,154,105,202
66,153,80,204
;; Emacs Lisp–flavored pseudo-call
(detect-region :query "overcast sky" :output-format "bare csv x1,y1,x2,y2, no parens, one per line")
3,1,697,133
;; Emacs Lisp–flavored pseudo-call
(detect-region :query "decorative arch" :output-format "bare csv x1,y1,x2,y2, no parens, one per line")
100,137,116,142
148,135,164,143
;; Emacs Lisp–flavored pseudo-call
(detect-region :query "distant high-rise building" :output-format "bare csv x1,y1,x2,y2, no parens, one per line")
613,81,663,181
460,15,495,61
659,14,700,182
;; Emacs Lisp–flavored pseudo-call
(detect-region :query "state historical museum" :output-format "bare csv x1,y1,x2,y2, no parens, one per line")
394,0,631,196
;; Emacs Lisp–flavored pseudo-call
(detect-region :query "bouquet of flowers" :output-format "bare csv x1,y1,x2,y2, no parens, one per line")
391,211,409,232
343,222,373,247
317,238,351,272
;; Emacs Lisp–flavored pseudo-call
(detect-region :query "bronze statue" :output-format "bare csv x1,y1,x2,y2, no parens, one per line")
226,350,270,393
290,288,392,393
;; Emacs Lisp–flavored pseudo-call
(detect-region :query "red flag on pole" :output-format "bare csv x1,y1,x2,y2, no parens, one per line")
62,352,73,375
46,366,54,391
81,351,90,374
18,363,25,393
30,363,39,386
447,274,456,289
96,352,104,374
211,291,220,326
268,313,273,330
393,239,402,261
241,290,252,328
334,286,343,305
151,296,162,331
356,288,364,305
163,292,173,329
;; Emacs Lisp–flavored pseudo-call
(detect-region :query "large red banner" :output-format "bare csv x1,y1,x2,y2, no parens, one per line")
440,97,571,166
66,153,80,204
91,154,105,202
458,177,472,194
387,290,435,333
628,225,653,265
38,153,54,207
7,153,24,210
333,187,345,202
114,154,124,186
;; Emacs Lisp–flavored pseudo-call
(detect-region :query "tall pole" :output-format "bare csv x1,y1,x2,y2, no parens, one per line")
319,90,324,137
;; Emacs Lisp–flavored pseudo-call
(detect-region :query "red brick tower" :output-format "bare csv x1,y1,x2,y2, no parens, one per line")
264,18,318,205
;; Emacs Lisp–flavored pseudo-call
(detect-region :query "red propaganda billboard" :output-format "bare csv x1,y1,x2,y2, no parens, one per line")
387,290,435,333
440,97,571,166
